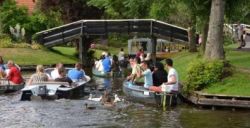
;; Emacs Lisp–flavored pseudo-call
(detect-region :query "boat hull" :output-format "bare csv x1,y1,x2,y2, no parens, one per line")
123,81,179,106
123,81,158,104
0,79,25,94
21,67,91,101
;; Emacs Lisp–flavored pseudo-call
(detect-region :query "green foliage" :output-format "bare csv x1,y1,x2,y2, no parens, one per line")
0,34,13,48
31,42,44,50
149,0,176,20
25,10,63,41
13,43,30,48
0,0,29,33
185,60,231,92
224,35,236,46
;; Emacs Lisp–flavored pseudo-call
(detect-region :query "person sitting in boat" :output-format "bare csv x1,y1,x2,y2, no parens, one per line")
118,48,125,61
27,65,49,85
6,60,23,85
111,55,120,73
68,62,87,82
136,48,144,58
55,67,72,86
0,56,6,78
137,61,153,89
126,57,141,82
51,63,64,80
149,58,179,93
102,53,112,73
95,55,105,72
148,62,168,92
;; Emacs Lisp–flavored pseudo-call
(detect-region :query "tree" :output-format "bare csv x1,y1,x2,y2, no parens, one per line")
0,0,29,33
205,0,225,60
38,0,104,23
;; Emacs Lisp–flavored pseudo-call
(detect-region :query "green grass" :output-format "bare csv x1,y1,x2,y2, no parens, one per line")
225,44,250,69
203,71,250,96
0,47,77,65
172,44,250,96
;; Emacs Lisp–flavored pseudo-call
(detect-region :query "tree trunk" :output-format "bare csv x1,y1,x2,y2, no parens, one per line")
188,15,197,52
201,20,209,53
205,0,225,60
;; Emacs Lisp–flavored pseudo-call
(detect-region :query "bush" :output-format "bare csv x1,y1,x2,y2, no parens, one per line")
13,43,30,48
0,35,13,48
0,0,29,33
94,44,108,51
185,60,232,92
31,42,44,50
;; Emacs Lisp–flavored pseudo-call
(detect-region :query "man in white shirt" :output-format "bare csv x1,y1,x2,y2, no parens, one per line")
162,58,179,92
149,58,179,93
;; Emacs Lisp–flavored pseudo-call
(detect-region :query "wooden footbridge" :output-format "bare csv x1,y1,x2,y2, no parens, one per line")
35,19,189,65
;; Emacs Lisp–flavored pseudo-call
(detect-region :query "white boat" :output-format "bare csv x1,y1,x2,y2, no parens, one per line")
20,68,91,100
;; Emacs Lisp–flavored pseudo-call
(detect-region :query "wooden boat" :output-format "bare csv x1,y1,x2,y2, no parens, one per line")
0,79,25,94
123,81,178,106
20,68,91,101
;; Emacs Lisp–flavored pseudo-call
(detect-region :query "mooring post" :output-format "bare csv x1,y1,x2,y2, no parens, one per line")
151,35,157,64
162,92,167,111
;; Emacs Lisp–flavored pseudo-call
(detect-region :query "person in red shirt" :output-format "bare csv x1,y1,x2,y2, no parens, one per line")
6,60,23,85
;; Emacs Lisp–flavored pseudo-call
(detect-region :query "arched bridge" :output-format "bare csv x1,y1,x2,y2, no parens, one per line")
35,19,189,64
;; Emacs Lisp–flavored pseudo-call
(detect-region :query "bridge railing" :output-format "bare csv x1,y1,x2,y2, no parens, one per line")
35,19,189,47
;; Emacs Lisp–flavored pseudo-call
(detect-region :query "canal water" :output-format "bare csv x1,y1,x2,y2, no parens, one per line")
1,70,250,128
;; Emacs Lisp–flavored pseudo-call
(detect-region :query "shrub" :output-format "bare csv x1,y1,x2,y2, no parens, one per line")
94,44,108,51
31,42,44,50
0,0,29,33
13,43,30,48
0,35,13,48
185,60,232,92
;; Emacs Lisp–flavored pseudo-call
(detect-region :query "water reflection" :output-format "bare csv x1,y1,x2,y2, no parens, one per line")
1,72,250,128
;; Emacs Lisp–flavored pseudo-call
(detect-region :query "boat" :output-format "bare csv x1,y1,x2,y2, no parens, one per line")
92,68,122,78
92,67,111,77
123,81,178,106
20,68,91,101
127,38,182,60
0,79,25,94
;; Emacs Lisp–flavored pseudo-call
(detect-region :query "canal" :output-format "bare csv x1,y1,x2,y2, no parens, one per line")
1,70,250,128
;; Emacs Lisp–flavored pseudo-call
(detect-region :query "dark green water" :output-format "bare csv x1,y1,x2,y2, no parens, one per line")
0,71,250,128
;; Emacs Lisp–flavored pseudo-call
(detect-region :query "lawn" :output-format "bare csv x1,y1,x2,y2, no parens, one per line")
0,47,77,65
172,44,250,96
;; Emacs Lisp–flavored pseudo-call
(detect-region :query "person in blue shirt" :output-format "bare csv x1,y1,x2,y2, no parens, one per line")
68,63,86,82
138,61,153,89
102,54,112,73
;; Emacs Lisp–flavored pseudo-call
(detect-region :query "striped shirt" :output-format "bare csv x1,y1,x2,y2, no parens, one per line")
30,73,48,83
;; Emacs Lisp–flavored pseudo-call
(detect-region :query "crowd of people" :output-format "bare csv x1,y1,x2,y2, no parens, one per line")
27,62,87,86
0,55,87,87
126,55,179,93
94,49,129,76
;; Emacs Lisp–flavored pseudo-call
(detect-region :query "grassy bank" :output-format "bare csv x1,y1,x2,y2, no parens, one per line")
0,47,77,65
173,44,250,96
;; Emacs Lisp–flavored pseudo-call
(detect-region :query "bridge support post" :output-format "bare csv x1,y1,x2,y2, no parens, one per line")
151,35,157,64
79,35,90,67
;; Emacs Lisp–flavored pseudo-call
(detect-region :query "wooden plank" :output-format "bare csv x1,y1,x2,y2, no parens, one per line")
194,91,250,99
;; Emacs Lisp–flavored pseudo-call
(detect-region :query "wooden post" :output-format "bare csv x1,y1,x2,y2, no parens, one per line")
151,35,157,64
79,35,89,66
